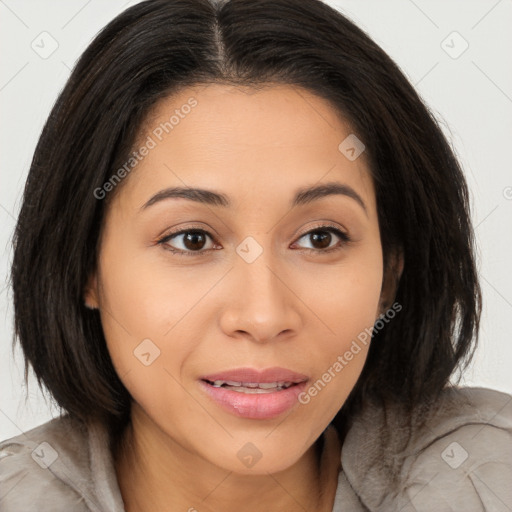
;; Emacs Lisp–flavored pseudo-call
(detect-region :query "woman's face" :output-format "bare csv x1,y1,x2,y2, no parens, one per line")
86,83,388,474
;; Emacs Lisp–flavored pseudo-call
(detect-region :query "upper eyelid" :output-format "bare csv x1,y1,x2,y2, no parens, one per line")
160,224,348,248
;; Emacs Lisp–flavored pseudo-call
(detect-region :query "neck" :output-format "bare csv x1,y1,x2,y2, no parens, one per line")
114,405,341,512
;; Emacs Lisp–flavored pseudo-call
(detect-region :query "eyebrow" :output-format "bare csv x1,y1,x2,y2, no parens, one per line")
140,181,368,216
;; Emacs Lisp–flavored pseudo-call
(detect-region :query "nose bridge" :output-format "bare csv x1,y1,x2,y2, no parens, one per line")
236,234,285,313
219,234,301,341
239,239,278,298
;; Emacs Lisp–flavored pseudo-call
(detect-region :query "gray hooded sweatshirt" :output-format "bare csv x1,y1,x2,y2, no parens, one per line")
1,386,511,511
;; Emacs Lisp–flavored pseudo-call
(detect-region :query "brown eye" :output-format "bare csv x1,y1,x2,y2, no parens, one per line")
158,224,351,257
308,230,332,249
294,226,350,252
181,231,208,251
158,229,216,255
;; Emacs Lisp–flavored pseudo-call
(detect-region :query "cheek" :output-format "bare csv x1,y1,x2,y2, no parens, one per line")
94,237,218,418
303,246,383,345
298,248,382,407
95,233,206,347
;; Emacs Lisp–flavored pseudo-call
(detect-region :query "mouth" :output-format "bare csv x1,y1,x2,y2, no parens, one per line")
198,367,309,419
201,379,299,393
200,366,309,387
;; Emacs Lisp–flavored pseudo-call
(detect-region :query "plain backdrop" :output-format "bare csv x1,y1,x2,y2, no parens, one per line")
1,0,511,440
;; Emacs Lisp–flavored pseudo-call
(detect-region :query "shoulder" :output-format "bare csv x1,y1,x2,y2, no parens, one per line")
0,415,92,511
341,386,512,511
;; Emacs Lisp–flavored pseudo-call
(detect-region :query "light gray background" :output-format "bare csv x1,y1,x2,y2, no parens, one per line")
1,0,511,440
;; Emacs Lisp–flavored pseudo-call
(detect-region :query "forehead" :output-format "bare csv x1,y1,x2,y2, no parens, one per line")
116,83,375,213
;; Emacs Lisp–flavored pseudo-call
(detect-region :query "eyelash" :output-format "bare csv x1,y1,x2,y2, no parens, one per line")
156,224,352,257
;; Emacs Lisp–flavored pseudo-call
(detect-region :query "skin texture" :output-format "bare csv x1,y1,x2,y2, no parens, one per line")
84,83,402,512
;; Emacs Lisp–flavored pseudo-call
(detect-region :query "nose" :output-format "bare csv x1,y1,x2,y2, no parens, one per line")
218,245,303,344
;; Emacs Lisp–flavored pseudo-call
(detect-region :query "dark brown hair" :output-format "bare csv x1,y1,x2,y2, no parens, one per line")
10,0,481,440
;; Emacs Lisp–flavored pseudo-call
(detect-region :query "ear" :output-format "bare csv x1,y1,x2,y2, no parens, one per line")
83,272,100,309
378,246,404,316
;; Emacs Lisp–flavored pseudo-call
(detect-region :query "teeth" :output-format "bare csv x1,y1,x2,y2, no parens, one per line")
228,386,277,394
209,380,294,390
258,382,279,389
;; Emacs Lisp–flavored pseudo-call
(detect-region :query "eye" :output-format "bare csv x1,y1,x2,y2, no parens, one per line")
292,224,351,253
156,224,351,257
157,229,216,256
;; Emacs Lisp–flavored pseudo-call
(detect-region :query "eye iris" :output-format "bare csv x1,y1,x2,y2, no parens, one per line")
184,231,206,251
310,230,331,249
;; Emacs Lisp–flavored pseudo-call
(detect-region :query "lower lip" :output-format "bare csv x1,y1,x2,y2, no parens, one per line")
199,380,308,420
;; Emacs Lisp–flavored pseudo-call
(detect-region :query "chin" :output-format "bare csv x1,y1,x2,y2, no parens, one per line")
205,438,311,476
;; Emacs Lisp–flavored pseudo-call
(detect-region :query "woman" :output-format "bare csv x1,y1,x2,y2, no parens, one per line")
1,0,511,510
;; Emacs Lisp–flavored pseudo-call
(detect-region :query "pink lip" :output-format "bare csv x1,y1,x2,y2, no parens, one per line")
199,380,308,420
200,366,309,384
199,367,309,420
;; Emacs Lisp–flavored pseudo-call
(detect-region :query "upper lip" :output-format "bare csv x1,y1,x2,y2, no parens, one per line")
201,367,309,384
